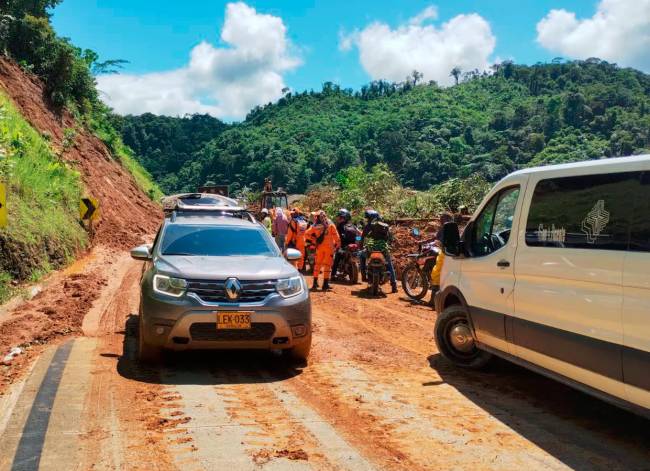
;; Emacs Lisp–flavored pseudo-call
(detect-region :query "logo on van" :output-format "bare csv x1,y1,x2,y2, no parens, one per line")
581,200,610,244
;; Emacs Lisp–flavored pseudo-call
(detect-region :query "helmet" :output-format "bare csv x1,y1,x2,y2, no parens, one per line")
364,209,380,221
261,208,269,215
337,208,351,222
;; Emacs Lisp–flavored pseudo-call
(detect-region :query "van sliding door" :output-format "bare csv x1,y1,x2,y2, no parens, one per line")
513,172,635,402
622,171,650,409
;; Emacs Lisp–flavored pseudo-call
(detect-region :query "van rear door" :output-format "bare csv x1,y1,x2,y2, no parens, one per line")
622,171,650,409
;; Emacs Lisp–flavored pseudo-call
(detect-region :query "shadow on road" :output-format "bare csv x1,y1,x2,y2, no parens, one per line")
113,314,302,386
429,353,650,470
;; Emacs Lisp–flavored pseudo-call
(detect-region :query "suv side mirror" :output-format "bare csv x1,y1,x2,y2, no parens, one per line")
441,222,461,257
131,244,152,261
285,248,302,261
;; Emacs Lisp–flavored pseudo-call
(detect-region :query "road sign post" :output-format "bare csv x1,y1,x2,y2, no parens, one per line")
0,183,6,229
79,196,99,236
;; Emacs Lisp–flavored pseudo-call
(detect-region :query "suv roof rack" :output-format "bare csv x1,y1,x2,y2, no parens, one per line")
162,193,241,213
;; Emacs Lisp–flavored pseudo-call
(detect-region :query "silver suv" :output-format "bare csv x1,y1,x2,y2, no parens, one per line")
130,204,311,364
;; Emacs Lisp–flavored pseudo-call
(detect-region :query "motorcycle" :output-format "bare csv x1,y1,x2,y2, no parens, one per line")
334,243,360,284
366,250,390,296
401,228,439,301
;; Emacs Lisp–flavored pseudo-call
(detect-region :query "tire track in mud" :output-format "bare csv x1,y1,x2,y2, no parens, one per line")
291,361,566,470
77,259,177,470
157,358,375,470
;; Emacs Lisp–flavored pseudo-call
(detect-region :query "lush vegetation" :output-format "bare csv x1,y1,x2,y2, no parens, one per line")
114,113,226,195
122,60,649,198
0,91,86,302
297,164,491,221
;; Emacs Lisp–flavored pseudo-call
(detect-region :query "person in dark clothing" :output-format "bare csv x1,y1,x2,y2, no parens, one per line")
332,208,360,279
359,209,398,293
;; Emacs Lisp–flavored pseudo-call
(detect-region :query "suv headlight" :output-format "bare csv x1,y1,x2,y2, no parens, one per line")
276,276,304,298
153,274,187,297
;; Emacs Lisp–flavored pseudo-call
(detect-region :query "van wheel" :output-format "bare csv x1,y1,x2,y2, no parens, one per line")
434,305,491,369
138,315,161,364
283,335,311,366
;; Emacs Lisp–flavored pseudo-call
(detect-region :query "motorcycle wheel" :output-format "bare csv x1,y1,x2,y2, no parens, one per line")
401,264,429,300
371,273,380,296
346,261,359,285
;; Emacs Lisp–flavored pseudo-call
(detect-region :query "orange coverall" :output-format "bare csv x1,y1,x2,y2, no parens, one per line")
285,217,308,269
305,221,341,281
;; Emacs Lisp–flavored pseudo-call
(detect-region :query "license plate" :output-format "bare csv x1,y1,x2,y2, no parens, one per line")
216,312,252,330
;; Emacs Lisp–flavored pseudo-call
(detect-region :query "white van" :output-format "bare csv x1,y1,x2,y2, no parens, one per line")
434,155,649,417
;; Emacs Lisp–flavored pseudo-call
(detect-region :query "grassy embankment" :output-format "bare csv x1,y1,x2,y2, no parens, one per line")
0,92,87,302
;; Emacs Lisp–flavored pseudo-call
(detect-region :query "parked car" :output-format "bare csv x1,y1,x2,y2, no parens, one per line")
130,203,311,364
434,154,650,417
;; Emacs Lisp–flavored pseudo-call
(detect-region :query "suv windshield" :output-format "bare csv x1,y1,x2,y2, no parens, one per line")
161,225,278,257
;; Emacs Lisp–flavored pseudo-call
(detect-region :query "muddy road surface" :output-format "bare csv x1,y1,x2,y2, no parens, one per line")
1,255,649,471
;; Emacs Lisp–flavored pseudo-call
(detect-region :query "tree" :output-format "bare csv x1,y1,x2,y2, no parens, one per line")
449,67,462,85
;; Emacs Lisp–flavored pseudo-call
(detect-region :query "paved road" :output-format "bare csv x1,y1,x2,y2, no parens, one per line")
1,257,649,470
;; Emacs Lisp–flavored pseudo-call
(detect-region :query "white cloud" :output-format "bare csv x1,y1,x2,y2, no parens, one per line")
340,6,496,86
536,0,650,71
97,2,300,120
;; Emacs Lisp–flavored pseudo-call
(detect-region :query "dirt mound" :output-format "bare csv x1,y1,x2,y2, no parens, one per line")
391,221,440,275
0,58,161,249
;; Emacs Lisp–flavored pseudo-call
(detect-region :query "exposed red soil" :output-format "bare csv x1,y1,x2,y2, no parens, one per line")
0,57,161,249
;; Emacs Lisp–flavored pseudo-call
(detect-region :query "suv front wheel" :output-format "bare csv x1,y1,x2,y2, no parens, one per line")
434,305,491,369
283,334,312,366
138,314,161,363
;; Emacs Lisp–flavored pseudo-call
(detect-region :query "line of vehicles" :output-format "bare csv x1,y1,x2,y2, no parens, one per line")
132,154,649,419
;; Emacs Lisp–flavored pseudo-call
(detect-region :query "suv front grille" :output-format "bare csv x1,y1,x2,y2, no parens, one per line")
189,322,276,341
186,279,277,303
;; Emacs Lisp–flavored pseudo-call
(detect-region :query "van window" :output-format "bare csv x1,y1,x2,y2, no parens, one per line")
525,172,637,251
630,172,650,252
470,186,520,256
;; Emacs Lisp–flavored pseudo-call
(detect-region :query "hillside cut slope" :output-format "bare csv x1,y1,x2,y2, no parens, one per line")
0,58,160,388
0,58,160,249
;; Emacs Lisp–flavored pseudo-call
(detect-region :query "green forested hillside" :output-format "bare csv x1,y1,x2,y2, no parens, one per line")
114,113,226,193
121,60,650,195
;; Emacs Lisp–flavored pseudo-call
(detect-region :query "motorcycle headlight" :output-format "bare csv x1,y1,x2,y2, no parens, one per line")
276,276,304,298
153,274,187,297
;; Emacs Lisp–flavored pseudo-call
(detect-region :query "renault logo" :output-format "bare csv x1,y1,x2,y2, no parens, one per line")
224,278,242,301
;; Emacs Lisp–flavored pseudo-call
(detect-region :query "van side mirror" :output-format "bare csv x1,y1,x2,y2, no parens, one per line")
131,244,152,261
441,222,461,257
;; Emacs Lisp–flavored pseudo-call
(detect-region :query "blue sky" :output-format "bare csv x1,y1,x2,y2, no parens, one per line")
51,1,648,120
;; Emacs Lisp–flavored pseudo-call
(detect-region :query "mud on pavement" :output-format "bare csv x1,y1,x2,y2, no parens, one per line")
1,266,650,470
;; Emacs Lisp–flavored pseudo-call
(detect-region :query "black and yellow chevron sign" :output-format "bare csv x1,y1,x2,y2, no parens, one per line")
0,183,6,228
79,196,99,222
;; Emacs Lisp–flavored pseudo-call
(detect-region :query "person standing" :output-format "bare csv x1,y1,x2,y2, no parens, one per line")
260,208,273,233
285,208,308,270
272,207,289,251
305,210,340,291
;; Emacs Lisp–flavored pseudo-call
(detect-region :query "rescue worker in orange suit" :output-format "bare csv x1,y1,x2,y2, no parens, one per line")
285,208,308,270
305,210,340,291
